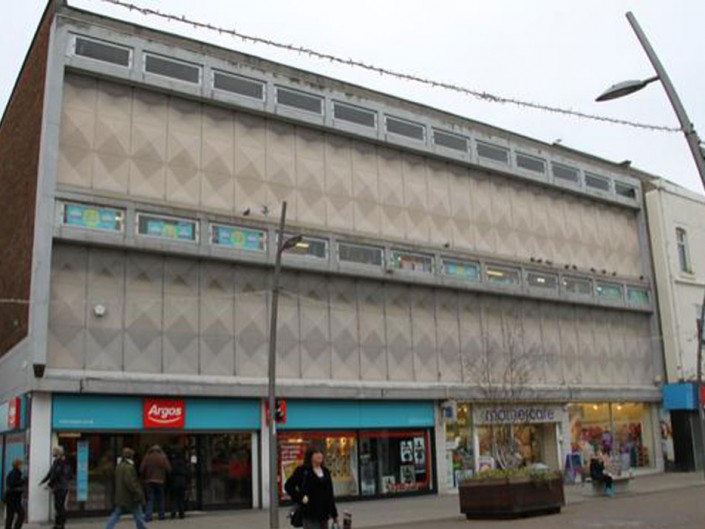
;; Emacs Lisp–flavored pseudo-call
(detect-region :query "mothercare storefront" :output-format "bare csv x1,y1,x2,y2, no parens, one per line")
0,395,28,500
52,394,259,514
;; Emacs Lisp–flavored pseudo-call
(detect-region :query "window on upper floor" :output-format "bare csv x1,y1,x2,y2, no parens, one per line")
211,224,266,251
282,234,328,259
562,276,592,296
676,227,692,273
595,282,623,301
390,250,433,273
485,264,521,286
442,259,480,281
527,271,558,289
627,286,650,306
338,242,384,267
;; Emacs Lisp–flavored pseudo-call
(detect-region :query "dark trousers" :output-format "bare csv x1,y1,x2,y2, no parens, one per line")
53,489,68,529
170,486,186,519
145,483,165,521
4,492,24,529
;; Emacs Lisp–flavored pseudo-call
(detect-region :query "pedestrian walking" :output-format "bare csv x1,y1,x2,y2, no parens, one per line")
39,446,72,529
4,459,26,529
285,446,339,529
139,445,171,522
105,448,147,529
168,448,190,519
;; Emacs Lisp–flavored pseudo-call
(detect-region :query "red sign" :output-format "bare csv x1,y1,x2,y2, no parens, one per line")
7,397,21,430
265,399,287,425
143,398,185,429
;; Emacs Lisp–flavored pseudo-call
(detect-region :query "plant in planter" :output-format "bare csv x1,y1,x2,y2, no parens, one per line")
459,467,565,519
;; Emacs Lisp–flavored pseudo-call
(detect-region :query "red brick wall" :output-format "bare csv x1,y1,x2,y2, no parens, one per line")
0,5,56,356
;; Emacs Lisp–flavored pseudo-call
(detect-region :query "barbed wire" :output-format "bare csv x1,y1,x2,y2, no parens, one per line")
95,0,681,133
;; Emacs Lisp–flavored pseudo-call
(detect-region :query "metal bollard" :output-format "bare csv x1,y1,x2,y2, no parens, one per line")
343,511,352,529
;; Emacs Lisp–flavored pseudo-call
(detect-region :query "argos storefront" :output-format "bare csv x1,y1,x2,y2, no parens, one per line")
51,394,260,515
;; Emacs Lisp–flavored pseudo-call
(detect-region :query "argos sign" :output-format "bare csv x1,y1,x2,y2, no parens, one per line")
143,399,185,429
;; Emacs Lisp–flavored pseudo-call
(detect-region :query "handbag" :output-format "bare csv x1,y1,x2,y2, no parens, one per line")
289,469,309,528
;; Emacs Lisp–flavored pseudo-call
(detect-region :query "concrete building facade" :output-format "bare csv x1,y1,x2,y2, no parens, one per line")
0,2,665,521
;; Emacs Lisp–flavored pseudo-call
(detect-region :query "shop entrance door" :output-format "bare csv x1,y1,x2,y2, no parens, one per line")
122,433,202,512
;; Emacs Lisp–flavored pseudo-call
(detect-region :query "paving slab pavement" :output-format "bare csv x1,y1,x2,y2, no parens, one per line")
20,472,705,529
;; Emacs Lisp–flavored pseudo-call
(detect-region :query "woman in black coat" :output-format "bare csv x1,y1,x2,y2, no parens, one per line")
285,446,338,529
4,459,26,529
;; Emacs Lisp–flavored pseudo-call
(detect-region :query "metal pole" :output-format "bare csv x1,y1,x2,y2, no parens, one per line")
626,11,705,189
625,11,705,475
268,201,287,529
698,305,705,477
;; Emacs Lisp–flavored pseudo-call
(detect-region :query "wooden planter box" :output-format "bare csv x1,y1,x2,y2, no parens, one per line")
458,476,564,519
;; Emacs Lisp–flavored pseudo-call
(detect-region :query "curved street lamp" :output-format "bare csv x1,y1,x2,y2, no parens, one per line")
596,11,705,477
268,201,303,529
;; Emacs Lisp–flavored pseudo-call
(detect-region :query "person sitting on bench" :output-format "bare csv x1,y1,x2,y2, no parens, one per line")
589,451,614,497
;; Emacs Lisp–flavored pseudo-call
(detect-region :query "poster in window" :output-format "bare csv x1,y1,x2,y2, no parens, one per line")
64,203,122,231
400,440,413,463
413,437,426,467
381,475,396,494
400,464,416,486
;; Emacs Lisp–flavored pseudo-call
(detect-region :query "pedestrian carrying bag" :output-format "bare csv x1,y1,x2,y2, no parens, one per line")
289,469,308,528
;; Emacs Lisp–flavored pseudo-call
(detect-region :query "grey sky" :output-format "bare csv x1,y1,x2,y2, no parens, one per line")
3,1,704,193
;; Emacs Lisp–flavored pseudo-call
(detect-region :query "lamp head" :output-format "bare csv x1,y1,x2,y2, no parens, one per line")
596,76,658,102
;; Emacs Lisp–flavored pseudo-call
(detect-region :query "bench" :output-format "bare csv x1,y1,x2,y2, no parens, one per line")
585,463,632,496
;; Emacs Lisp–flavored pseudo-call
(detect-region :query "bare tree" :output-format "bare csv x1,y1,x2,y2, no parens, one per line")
466,305,540,471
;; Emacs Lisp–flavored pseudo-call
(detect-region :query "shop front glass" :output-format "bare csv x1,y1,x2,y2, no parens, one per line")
444,403,474,487
569,403,655,469
278,429,433,499
476,424,554,469
59,431,253,514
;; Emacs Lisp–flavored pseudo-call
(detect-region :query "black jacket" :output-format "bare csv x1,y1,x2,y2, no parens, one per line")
589,458,605,481
284,465,338,522
5,467,25,498
40,456,72,491
169,456,191,490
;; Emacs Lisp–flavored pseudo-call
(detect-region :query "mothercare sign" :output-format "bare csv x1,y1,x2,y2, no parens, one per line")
474,405,561,425
143,398,186,429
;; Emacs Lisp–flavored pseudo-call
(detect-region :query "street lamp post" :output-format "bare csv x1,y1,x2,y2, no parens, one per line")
596,11,705,476
268,201,303,529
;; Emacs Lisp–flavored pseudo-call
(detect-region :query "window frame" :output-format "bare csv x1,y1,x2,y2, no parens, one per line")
561,276,593,297
212,70,266,102
389,250,434,274
135,212,199,243
484,264,521,286
441,258,480,282
210,223,267,252
70,34,133,68
676,227,693,273
626,286,650,306
595,281,624,301
143,52,202,85
281,234,329,260
60,201,125,233
526,270,558,290
337,241,385,267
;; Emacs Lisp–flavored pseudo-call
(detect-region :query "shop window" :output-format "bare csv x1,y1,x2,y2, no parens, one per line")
62,202,124,232
338,242,384,267
442,259,480,282
211,224,266,252
358,430,432,496
278,429,432,498
444,403,474,487
390,250,433,273
569,403,654,470
527,271,558,289
627,286,650,306
596,282,623,300
485,264,521,286
279,432,359,498
137,213,198,242
562,276,592,296
200,433,253,507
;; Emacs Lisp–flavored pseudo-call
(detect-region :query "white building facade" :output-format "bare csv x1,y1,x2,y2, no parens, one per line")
646,178,705,471
0,2,667,522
